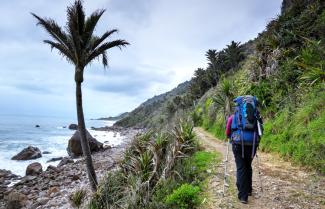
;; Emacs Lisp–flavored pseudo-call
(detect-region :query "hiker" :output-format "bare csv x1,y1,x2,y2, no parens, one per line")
225,95,263,204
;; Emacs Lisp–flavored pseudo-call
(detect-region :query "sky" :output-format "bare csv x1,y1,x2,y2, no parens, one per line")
0,0,282,119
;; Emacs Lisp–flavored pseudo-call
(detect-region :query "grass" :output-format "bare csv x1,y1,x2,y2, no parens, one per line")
192,151,220,173
70,189,87,209
196,82,324,174
260,88,325,174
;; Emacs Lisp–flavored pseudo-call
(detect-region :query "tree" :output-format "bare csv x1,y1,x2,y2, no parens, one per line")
206,49,218,71
205,49,219,86
213,78,235,121
32,0,129,191
190,68,210,98
224,41,245,70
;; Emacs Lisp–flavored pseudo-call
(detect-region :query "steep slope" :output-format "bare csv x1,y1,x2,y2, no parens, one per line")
115,81,191,128
194,0,325,174
116,0,324,173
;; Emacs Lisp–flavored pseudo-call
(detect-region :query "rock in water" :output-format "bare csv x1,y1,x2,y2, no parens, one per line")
11,146,42,160
46,157,63,163
67,130,103,157
26,162,42,176
57,157,74,167
68,124,78,130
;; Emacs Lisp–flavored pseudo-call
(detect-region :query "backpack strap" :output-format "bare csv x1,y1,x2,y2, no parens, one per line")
241,130,244,158
252,131,256,159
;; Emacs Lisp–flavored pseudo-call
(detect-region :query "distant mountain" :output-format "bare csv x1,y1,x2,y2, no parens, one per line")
97,112,129,121
115,81,190,128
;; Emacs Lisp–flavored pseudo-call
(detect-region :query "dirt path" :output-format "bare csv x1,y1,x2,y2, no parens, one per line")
195,127,325,209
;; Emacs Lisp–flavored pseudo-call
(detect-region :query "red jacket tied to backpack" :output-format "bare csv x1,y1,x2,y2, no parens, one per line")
226,115,233,139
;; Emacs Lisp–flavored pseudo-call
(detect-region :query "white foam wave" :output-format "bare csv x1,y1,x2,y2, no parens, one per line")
1,130,124,176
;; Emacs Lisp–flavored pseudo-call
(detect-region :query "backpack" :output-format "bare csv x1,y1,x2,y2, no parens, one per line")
231,95,259,147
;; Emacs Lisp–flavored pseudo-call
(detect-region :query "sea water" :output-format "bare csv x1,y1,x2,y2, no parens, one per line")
0,115,124,176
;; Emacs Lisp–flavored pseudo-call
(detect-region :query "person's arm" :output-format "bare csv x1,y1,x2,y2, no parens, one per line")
225,115,233,139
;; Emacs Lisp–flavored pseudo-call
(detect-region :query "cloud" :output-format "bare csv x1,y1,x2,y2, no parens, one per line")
0,0,282,117
15,83,53,94
85,66,174,96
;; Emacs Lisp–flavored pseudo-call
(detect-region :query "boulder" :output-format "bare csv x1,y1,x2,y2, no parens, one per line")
0,169,19,188
6,191,27,209
26,162,42,176
46,157,63,163
42,151,51,154
68,124,78,130
67,130,103,157
11,146,42,160
0,169,18,179
57,157,74,167
103,144,112,150
46,165,60,173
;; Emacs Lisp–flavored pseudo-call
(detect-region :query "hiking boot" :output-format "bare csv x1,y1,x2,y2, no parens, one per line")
239,197,248,204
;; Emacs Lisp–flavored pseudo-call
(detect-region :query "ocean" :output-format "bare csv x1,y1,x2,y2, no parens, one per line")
0,115,124,176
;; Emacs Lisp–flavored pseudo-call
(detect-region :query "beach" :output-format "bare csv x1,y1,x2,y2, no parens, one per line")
0,115,140,208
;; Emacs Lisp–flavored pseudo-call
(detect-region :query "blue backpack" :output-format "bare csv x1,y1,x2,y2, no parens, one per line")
231,95,260,157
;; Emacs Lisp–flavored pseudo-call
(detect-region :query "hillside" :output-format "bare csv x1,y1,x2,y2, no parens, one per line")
89,0,324,208
115,81,191,128
116,0,325,173
96,112,129,121
194,0,325,174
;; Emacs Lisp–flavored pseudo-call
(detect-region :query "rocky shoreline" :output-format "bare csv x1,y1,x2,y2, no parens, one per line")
0,127,141,209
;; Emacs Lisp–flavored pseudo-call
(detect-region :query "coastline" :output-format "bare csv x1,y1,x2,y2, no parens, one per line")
0,127,141,209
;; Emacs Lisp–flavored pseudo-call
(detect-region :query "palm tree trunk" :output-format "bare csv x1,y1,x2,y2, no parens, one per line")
76,80,98,191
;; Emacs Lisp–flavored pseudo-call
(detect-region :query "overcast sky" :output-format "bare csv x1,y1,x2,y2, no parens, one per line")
0,0,282,119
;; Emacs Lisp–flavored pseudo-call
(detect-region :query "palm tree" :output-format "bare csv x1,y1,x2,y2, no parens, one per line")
32,0,129,191
213,78,235,121
205,49,219,86
224,41,245,70
206,49,218,71
191,68,210,97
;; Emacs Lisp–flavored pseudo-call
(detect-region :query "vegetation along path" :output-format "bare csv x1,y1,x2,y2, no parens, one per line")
195,127,325,209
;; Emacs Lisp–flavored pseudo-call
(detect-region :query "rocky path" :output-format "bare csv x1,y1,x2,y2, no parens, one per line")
195,127,325,209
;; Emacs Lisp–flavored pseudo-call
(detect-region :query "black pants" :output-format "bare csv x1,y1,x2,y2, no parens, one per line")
232,143,257,201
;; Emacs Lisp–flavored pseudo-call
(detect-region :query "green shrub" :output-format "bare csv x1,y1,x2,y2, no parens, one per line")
261,89,325,174
165,183,201,209
88,172,126,209
150,179,179,208
70,189,87,209
207,114,226,140
191,108,203,126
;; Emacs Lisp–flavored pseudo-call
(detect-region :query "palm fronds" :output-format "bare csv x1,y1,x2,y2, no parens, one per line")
32,0,129,71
